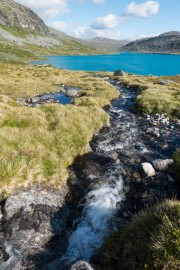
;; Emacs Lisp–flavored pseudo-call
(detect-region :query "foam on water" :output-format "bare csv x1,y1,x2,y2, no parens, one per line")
63,176,123,264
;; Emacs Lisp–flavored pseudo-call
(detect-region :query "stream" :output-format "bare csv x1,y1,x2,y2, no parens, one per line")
48,80,178,269
0,80,179,270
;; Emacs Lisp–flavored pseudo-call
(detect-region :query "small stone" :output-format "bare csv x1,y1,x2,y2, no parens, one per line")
133,171,141,181
152,159,174,171
70,260,94,270
140,163,156,177
102,76,110,80
31,97,39,103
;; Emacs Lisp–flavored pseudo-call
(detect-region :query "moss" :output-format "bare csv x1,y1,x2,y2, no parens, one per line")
100,200,180,270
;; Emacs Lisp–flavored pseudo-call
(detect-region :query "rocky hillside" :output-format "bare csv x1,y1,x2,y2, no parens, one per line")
0,0,104,61
0,0,49,34
122,31,180,53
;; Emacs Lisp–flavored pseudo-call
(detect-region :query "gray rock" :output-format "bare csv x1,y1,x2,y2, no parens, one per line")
140,163,156,177
31,97,39,103
102,76,110,80
70,260,94,270
114,70,127,77
146,127,160,137
158,80,174,85
152,159,174,171
3,187,68,261
66,89,79,98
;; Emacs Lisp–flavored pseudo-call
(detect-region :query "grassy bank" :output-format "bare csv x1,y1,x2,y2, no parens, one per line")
100,200,180,270
115,74,180,119
0,63,119,199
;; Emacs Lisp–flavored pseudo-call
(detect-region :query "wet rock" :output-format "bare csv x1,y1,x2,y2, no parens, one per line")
114,70,127,77
152,159,174,171
140,163,156,177
1,187,68,267
73,152,113,180
70,260,94,270
146,127,160,138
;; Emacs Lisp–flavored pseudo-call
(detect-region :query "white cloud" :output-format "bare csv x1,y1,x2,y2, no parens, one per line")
125,1,159,18
51,20,122,39
91,14,121,30
14,0,69,18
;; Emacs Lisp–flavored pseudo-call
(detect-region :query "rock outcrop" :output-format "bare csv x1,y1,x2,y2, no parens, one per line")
0,0,49,34
0,186,68,269
122,31,180,53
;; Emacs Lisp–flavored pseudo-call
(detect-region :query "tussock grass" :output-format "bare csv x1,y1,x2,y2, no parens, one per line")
0,63,119,199
117,74,180,119
100,200,180,270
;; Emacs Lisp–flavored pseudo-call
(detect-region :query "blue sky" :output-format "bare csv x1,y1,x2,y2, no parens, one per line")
15,0,180,40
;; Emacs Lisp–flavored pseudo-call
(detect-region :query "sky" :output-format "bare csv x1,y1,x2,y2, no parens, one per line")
14,0,180,40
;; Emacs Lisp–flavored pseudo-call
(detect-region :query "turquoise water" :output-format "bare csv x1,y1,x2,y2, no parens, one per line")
31,52,180,76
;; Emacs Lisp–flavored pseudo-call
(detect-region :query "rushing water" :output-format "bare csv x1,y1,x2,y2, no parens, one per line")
31,52,180,76
56,83,153,269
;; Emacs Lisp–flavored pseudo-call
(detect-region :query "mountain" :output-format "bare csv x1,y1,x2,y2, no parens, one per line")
80,37,129,52
0,0,103,61
121,31,180,53
0,0,49,34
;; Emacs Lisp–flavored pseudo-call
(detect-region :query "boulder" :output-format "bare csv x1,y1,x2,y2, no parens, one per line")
152,159,174,171
70,260,94,270
66,89,79,98
140,163,156,177
146,127,160,138
1,187,68,266
114,70,127,77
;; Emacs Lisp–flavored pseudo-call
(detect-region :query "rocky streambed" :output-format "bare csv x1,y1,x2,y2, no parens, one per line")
0,80,179,270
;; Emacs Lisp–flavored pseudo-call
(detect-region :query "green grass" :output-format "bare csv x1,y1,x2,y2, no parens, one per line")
114,74,180,119
0,63,119,199
100,200,180,270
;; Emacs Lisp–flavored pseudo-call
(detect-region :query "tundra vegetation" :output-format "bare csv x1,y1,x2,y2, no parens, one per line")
100,200,180,270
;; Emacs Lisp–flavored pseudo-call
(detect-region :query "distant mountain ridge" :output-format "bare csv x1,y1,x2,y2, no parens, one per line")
121,31,180,53
81,37,129,52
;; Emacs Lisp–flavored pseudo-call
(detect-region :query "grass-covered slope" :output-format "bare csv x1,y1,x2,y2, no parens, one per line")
0,63,119,199
100,200,180,270
116,74,180,119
